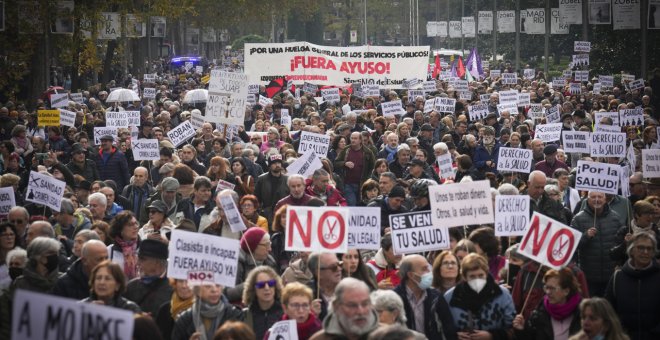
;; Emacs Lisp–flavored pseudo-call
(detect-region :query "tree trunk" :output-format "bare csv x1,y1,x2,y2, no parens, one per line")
102,40,118,85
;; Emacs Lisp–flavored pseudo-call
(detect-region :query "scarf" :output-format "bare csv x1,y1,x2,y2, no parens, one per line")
114,236,137,280
450,275,502,315
483,139,495,154
192,299,226,340
170,292,194,320
282,313,321,340
21,266,60,292
384,145,398,162
544,293,581,321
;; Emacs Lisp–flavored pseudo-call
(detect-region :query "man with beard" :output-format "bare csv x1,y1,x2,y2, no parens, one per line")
254,154,289,222
310,277,379,340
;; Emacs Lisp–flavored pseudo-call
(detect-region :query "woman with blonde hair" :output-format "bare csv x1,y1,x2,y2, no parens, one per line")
156,279,195,340
242,266,283,340
264,282,321,340
569,298,629,340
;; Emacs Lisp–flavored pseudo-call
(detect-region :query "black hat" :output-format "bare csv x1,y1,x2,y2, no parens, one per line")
543,144,558,155
410,158,426,167
420,123,434,132
138,239,168,260
561,113,573,122
100,135,114,141
388,185,406,199
573,110,586,119
71,143,85,154
267,154,283,166
147,200,168,214
76,180,91,191
485,112,498,120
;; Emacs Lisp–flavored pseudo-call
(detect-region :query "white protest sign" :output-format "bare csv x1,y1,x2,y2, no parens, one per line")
143,73,156,83
132,139,159,161
629,79,644,91
298,131,331,157
50,93,69,108
574,70,589,82
497,147,533,173
454,80,469,93
576,160,620,195
619,108,643,127
167,120,196,147
519,212,582,270
502,73,518,84
546,105,561,123
595,124,621,133
642,149,660,178
105,111,128,128
390,210,451,255
362,84,380,97
490,69,502,79
93,127,117,145
572,54,589,66
143,87,156,99
381,100,405,117
535,123,563,142
285,149,323,178
0,187,16,216
528,103,545,118
495,195,531,236
12,290,134,340
468,103,489,121
302,82,318,94
70,92,84,103
407,90,425,103
480,94,490,102
219,195,247,233
195,65,203,74
574,41,591,53
168,230,240,287
569,83,582,95
590,132,626,158
621,74,635,83
620,165,631,198
422,81,437,93
517,92,531,107
523,68,535,80
499,90,519,104
259,95,273,107
248,84,260,94
403,78,421,89
124,110,140,126
347,207,381,250
207,70,249,126
594,111,621,127
267,320,298,340
593,83,602,95
191,111,204,131
58,109,76,127
423,98,436,113
429,180,494,227
437,154,456,180
285,206,350,254
599,75,614,87
435,97,456,113
562,131,591,153
26,171,66,212
321,88,341,104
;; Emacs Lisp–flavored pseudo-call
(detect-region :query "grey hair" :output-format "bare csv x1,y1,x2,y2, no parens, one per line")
312,168,329,180
406,137,419,145
30,221,55,239
627,232,657,258
544,184,560,195
6,248,27,266
287,174,305,186
218,189,240,205
397,254,426,283
345,112,357,120
246,144,260,154
241,149,254,158
27,237,60,262
9,206,29,220
433,142,448,152
380,172,397,183
490,187,500,198
528,170,547,184
498,183,519,195
88,192,108,207
370,290,407,324
81,239,106,258
334,277,370,306
75,230,100,243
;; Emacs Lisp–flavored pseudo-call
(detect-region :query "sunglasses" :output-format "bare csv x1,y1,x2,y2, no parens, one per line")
255,279,276,289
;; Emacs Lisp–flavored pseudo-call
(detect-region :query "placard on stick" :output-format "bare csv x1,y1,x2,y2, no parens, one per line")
347,207,381,250
495,195,530,236
497,147,533,173
575,160,620,195
389,210,450,255
429,180,494,227
519,212,582,270
26,171,66,212
286,206,349,254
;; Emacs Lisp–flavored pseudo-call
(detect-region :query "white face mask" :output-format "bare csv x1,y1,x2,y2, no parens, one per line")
483,136,494,144
468,278,487,293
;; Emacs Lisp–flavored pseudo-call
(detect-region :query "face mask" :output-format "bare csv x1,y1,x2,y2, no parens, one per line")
294,104,300,109
45,254,59,272
140,275,160,285
483,137,494,144
580,98,585,103
416,272,433,290
468,278,487,293
9,267,23,280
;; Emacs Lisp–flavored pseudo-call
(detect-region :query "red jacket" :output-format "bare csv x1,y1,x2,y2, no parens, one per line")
304,179,347,206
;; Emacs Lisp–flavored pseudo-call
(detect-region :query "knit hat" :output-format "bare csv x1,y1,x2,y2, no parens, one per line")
240,227,267,253
161,177,180,191
388,185,406,199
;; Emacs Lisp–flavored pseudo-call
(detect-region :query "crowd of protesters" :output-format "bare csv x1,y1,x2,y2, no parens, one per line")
0,55,659,340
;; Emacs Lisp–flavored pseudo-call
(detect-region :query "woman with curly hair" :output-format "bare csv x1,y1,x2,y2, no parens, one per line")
241,266,284,340
230,158,254,197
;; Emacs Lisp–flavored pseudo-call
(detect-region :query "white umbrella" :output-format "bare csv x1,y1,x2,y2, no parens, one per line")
106,88,141,103
183,89,209,104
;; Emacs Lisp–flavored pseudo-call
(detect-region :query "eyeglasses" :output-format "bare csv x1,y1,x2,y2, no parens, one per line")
635,246,654,253
321,263,341,272
441,261,458,267
258,241,272,248
288,303,310,310
9,220,24,225
255,279,276,289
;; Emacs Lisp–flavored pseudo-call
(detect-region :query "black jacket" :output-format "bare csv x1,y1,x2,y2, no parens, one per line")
171,301,244,340
51,258,89,300
393,283,457,340
224,250,279,303
66,159,100,182
124,276,173,317
243,301,284,340
514,297,581,340
367,196,409,233
80,295,141,313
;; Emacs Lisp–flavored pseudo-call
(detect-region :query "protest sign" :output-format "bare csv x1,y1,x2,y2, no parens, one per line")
167,121,196,147
12,290,134,340
546,105,561,123
347,207,381,250
519,212,582,270
429,180,494,227
560,0,583,24
267,320,298,340
0,187,15,216
407,90,425,103
498,11,516,32
302,82,318,94
124,110,140,126
552,77,565,88
437,154,456,180
435,97,456,113
490,69,502,79
58,109,75,127
285,149,323,178
569,83,582,95
620,165,631,198
299,131,331,157
574,70,589,82
454,80,469,93
26,171,66,212
244,42,429,89
468,103,488,121
521,8,546,34
105,111,128,128
403,78,421,89
478,11,494,33
132,139,159,161
599,75,614,87
497,147,533,173
143,73,156,83
495,195,530,236
498,102,518,116
285,206,350,254
619,108,643,127
247,84,260,95
593,83,602,95
93,127,117,145
381,100,405,117
143,87,156,99
528,103,545,119
38,109,60,126
595,124,621,133
480,94,490,102
168,230,240,287
70,92,83,103
362,84,380,97
517,92,531,107
575,160,620,195
629,79,644,91
258,95,273,107
499,90,518,104
321,88,341,104
191,111,205,131
390,210,451,255
502,73,518,84
423,98,436,113
218,194,247,233
574,41,591,53
642,149,660,178
562,131,591,153
590,132,626,157
206,70,249,126
50,93,69,108
523,68,535,80
594,111,620,126
534,123,563,142
572,54,589,67
621,74,635,82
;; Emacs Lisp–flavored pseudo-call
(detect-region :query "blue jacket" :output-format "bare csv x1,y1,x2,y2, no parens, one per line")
96,147,130,192
472,142,500,175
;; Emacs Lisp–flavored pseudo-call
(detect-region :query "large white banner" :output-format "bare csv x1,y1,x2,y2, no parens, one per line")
521,8,546,34
613,0,640,30
244,42,430,89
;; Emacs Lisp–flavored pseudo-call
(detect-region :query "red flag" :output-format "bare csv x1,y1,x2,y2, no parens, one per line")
456,56,466,79
433,55,441,79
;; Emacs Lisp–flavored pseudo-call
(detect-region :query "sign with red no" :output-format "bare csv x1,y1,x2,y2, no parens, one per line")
286,206,349,254
519,212,583,270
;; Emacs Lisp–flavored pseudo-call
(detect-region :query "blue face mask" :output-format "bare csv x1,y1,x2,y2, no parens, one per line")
140,275,161,285
416,272,433,290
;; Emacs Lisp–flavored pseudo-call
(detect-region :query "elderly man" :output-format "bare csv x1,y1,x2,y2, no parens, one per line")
124,239,173,316
388,144,412,179
52,239,108,299
122,167,155,222
275,174,314,211
52,198,91,256
534,144,569,177
7,207,29,248
628,172,649,204
310,277,380,340
100,186,123,218
527,171,569,224
96,134,130,191
87,192,110,222
142,177,181,225
572,191,625,297
305,169,347,206
530,138,545,167
394,255,456,339
336,131,376,206
254,154,289,222
307,253,344,322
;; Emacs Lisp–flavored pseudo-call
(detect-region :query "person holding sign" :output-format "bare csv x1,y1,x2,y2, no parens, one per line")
444,254,516,340
80,260,141,312
263,282,322,340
